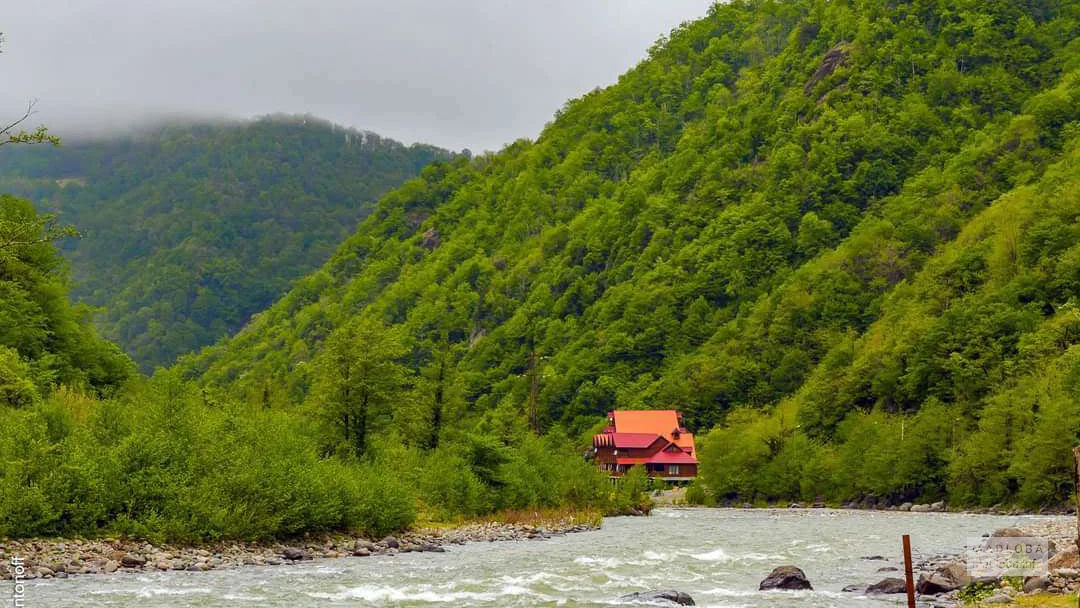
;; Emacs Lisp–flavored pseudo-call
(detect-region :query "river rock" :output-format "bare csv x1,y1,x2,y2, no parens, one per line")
759,566,813,590
1045,546,1080,570
841,584,864,592
382,536,401,549
929,501,945,512
898,502,913,511
281,548,307,561
866,577,907,594
916,562,971,594
1024,575,1050,593
121,554,147,567
619,590,695,605
910,504,930,512
877,566,898,572
989,529,1054,561
983,591,1013,604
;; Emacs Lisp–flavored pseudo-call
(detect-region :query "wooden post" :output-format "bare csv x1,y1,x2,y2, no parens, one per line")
903,534,916,608
1073,446,1080,550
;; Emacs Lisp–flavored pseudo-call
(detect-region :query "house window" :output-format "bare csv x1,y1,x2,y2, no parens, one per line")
668,465,680,475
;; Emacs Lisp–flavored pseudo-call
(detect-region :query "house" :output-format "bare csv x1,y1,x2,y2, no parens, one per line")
592,410,697,481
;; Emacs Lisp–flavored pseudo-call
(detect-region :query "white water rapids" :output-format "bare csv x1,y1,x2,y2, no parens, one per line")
25,508,1067,607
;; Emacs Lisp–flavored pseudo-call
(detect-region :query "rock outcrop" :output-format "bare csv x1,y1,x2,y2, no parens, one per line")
866,577,907,594
916,562,971,594
619,590,695,605
759,566,813,590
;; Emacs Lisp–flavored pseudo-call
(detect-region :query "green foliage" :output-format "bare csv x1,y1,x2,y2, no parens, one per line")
180,0,1078,508
7,0,1080,542
609,466,654,515
956,580,997,604
0,117,451,371
0,195,135,397
683,480,716,506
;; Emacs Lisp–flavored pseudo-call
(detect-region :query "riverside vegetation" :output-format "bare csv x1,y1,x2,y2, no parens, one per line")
2,0,1080,547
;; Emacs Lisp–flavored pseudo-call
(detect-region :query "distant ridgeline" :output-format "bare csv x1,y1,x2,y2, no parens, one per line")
182,1,1080,507
0,116,452,370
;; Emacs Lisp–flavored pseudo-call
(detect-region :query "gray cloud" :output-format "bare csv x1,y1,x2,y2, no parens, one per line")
3,1,713,151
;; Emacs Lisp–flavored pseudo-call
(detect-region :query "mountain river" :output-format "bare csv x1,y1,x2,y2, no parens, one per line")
23,508,1068,607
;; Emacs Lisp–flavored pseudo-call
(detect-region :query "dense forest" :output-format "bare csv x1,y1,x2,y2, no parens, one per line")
0,118,450,370
181,0,1080,507
2,0,1079,543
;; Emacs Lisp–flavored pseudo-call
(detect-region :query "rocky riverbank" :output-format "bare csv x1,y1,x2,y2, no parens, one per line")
877,520,1080,606
0,516,600,581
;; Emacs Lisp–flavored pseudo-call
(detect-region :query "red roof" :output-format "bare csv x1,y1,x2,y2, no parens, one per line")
643,450,698,465
615,451,697,466
594,432,664,449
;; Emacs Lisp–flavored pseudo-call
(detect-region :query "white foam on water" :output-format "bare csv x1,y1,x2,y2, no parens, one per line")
221,593,267,601
574,556,623,568
133,586,214,598
642,550,673,560
690,547,732,561
306,582,552,603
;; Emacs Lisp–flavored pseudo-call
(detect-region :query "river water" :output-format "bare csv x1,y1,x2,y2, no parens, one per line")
25,508,1067,607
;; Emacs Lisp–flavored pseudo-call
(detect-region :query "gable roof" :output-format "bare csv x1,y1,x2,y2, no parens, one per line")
610,410,696,458
594,432,666,449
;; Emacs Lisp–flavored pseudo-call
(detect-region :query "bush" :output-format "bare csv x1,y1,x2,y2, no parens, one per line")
684,480,715,506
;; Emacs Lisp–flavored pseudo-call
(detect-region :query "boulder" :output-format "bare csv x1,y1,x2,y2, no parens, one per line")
929,501,946,512
877,566,899,572
382,536,401,549
898,502,913,511
866,577,908,594
861,555,886,561
619,590,695,606
989,529,1054,561
841,584,864,593
1023,576,1050,593
910,504,931,513
982,591,1013,604
103,560,119,574
1045,546,1080,570
916,562,971,595
281,548,307,561
759,566,813,590
121,554,147,568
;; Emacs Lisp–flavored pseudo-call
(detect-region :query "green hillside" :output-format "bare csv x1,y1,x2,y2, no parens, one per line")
3,0,1079,543
0,117,450,370
182,0,1080,507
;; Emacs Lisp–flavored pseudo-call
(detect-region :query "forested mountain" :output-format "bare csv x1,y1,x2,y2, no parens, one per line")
4,0,1079,544
181,0,1080,507
0,117,450,370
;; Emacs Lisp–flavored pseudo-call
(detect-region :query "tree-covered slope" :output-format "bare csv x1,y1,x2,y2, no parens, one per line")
0,117,450,370
0,195,134,402
181,0,1079,506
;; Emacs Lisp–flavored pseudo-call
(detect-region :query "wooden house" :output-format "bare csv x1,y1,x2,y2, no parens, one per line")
592,410,698,481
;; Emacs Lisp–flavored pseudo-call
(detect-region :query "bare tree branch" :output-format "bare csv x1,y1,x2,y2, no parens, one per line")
0,99,60,148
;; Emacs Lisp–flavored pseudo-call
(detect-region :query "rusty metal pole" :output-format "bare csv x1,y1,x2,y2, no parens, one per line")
903,534,916,608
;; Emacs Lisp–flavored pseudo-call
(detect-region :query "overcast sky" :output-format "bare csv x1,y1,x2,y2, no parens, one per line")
3,1,714,152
